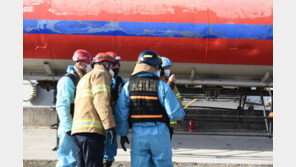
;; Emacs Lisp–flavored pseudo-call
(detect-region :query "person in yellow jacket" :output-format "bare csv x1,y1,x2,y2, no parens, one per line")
71,52,117,167
159,57,183,139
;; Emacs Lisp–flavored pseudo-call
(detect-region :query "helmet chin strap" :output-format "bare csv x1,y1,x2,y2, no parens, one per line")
102,62,111,71
113,68,120,77
75,62,86,74
160,68,165,77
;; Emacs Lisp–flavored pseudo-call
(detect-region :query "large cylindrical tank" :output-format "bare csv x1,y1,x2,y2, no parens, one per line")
23,0,273,87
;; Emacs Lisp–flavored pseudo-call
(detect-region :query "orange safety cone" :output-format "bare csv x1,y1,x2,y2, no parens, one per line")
189,120,195,132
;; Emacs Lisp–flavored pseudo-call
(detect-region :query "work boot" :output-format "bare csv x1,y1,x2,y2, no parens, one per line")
103,161,113,167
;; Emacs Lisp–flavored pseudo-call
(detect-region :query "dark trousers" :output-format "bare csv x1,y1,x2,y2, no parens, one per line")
72,133,105,167
169,127,174,140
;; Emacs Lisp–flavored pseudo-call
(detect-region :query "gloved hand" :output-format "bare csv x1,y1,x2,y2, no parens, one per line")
66,131,72,136
168,74,176,83
107,127,116,144
120,136,130,151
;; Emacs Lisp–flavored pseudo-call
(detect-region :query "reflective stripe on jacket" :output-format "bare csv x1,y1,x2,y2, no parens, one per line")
115,63,185,137
128,76,170,126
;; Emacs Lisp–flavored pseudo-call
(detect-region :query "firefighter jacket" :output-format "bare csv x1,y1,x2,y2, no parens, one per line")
71,65,115,136
159,76,182,106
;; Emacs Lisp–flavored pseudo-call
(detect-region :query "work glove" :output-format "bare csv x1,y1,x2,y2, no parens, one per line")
107,127,116,144
66,131,72,136
168,74,176,83
120,136,130,151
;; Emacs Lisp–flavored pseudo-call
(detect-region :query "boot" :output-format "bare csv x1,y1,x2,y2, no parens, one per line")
103,161,113,167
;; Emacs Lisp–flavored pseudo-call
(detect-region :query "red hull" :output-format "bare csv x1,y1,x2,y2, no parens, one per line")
24,34,272,66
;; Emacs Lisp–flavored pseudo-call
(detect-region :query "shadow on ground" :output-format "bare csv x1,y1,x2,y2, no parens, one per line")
23,160,273,167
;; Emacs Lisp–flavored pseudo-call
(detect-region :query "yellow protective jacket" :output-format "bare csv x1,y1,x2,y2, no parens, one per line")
71,65,115,136
159,75,183,127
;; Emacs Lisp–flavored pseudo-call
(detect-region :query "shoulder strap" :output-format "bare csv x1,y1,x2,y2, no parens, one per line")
65,70,80,98
112,76,124,101
115,76,123,87
65,71,79,87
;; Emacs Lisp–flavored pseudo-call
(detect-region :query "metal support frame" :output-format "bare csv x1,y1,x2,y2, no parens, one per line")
268,88,273,113
50,106,59,151
43,62,55,75
238,94,243,110
268,118,273,138
260,94,269,132
237,89,270,133
261,71,271,83
237,91,247,110
242,94,247,110
204,86,222,101
190,68,196,80
268,88,273,137
230,89,272,137
50,84,59,151
179,85,273,137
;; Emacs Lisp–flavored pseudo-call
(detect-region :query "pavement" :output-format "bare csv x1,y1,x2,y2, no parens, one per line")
23,127,273,166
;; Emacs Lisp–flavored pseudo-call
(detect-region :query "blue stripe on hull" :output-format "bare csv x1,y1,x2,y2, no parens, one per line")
23,19,273,40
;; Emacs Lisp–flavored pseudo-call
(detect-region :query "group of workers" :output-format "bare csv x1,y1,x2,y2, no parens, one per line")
55,49,185,167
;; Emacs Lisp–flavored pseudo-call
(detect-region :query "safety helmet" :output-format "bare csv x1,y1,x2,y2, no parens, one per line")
106,52,121,64
72,49,92,63
92,52,116,65
138,50,161,68
161,57,172,68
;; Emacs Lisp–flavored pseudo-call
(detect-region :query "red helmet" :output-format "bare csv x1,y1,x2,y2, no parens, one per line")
72,49,92,63
106,52,121,64
92,52,116,65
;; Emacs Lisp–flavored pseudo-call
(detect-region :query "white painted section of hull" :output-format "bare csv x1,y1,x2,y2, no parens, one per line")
24,59,273,86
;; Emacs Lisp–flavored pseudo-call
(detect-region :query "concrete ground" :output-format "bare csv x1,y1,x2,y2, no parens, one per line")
23,127,273,166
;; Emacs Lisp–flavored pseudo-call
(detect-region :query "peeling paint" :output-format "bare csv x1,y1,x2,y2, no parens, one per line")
24,0,273,25
208,24,227,39
24,19,273,40
86,21,128,34
24,0,44,5
24,6,34,12
46,0,272,19
25,20,63,34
